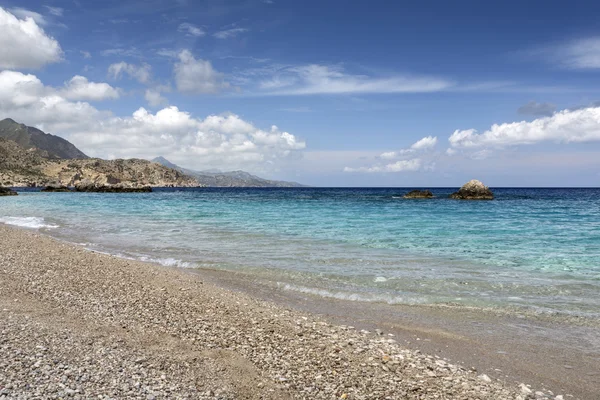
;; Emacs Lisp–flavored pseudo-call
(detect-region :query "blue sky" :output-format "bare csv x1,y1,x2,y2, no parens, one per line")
1,0,600,186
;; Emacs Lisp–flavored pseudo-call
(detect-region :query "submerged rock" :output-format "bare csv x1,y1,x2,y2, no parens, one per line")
0,186,18,196
41,184,71,192
450,180,493,200
74,180,152,193
403,190,434,199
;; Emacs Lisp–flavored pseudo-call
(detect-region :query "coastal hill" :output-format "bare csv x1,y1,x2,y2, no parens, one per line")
0,118,88,160
152,156,305,188
0,120,199,188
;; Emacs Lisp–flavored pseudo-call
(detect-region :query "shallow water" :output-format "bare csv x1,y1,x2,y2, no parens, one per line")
2,187,599,318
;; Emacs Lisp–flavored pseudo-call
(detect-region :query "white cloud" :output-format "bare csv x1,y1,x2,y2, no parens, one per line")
178,22,205,37
0,70,305,171
9,7,48,26
410,135,438,150
546,37,600,69
108,62,151,84
44,6,63,16
174,50,229,94
379,136,438,159
81,51,92,59
61,75,120,101
0,7,62,69
255,64,452,95
449,106,600,148
213,27,248,39
344,159,422,173
145,89,168,107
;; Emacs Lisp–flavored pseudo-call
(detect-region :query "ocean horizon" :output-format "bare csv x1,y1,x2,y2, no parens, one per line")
2,187,599,320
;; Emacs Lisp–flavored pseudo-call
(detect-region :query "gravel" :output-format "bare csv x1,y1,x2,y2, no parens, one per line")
0,225,566,399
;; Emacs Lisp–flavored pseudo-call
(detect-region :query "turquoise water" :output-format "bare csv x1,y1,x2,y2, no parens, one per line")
1,188,599,318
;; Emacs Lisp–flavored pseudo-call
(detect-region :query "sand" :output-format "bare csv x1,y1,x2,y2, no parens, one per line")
0,225,577,399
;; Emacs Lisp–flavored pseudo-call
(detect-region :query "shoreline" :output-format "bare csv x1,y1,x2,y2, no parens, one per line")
0,224,592,399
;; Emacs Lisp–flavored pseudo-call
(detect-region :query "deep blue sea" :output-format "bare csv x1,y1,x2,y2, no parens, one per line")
2,188,599,318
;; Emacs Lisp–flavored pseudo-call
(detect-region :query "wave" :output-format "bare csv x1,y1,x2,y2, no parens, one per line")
137,256,192,268
279,283,425,305
0,216,59,229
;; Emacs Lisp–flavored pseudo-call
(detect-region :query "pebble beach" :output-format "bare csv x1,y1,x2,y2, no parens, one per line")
0,224,575,399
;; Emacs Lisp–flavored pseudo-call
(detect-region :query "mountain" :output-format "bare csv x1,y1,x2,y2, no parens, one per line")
0,120,200,188
151,157,305,187
0,118,89,159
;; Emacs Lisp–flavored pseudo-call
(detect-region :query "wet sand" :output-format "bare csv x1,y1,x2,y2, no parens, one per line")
0,224,592,399
192,267,600,400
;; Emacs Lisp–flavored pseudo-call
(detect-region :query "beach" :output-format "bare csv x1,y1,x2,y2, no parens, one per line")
0,224,587,399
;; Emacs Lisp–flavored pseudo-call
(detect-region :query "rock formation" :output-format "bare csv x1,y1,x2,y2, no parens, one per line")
403,190,434,199
0,186,18,196
74,180,152,193
450,180,494,200
41,184,71,192
0,136,200,188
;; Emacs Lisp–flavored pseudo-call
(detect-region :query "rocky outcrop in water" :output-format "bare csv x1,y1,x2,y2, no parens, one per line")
74,180,152,193
450,180,494,200
403,190,434,199
0,186,17,196
41,184,71,192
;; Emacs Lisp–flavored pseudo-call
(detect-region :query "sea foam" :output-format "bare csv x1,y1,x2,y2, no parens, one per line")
0,216,58,229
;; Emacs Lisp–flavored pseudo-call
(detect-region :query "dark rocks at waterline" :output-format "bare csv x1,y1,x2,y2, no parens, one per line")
74,182,152,193
0,186,18,196
450,180,494,200
403,190,434,199
41,184,71,192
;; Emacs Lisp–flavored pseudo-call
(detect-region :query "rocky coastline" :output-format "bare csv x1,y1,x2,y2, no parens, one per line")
0,186,18,196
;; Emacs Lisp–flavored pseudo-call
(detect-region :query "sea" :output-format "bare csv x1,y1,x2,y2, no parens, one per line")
1,187,599,320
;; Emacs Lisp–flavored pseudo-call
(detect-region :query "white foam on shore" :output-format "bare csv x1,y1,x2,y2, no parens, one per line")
280,283,425,305
138,256,192,268
0,216,58,229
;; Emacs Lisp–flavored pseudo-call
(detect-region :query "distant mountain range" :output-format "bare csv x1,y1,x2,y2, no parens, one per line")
0,118,88,159
151,156,305,187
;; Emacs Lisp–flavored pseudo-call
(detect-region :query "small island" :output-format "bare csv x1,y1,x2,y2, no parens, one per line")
403,189,434,199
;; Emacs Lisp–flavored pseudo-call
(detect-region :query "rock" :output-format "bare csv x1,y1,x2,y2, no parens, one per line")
41,184,71,192
478,374,492,383
74,180,152,193
450,179,494,200
403,190,434,199
0,186,18,196
519,383,533,395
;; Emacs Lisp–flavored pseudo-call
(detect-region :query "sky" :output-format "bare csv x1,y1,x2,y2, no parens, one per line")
1,0,600,186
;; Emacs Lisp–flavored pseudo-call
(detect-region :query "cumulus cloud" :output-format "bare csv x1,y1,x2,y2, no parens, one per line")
213,27,248,39
344,159,422,173
0,7,63,69
379,136,438,159
174,50,230,94
0,70,305,171
517,101,556,117
178,22,205,37
145,88,168,107
449,106,600,148
81,51,92,59
108,62,151,84
254,64,452,95
61,76,120,101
